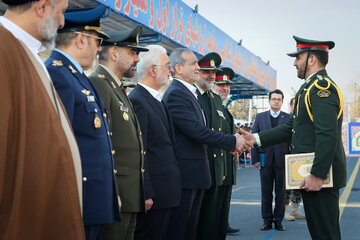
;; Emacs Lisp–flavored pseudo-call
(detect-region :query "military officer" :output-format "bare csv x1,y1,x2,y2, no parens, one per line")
89,25,148,240
212,67,241,234
196,52,231,240
45,6,121,240
242,36,346,240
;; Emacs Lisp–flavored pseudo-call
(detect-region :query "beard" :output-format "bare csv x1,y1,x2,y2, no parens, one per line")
38,10,59,49
123,64,137,78
198,78,214,90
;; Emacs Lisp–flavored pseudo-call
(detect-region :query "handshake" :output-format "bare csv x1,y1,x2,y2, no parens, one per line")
233,129,256,154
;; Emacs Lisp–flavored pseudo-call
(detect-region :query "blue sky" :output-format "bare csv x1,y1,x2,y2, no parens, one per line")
182,0,360,103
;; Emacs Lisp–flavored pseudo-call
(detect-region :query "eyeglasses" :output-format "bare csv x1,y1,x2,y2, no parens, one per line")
270,98,282,102
75,31,103,46
152,64,173,70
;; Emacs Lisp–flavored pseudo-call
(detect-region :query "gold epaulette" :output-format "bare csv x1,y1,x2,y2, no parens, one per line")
304,76,343,122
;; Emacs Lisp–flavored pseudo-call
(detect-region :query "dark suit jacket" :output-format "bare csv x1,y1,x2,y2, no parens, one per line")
251,111,290,168
129,84,181,209
163,79,236,190
89,65,145,212
45,50,121,225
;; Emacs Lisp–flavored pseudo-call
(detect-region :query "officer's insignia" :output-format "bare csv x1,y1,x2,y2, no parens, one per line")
94,115,101,128
317,89,331,98
209,91,214,98
136,33,139,45
210,59,215,67
81,89,90,96
317,75,323,80
68,65,77,74
305,78,310,83
97,74,105,78
217,110,225,118
223,75,228,80
52,60,63,66
123,112,129,121
111,82,117,88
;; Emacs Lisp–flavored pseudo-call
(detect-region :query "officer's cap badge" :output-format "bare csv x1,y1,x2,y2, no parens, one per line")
223,75,228,80
210,59,215,67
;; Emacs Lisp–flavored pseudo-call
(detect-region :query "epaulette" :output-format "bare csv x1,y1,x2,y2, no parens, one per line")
52,60,63,66
304,75,343,122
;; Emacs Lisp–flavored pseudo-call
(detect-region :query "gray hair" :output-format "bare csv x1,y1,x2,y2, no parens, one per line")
169,48,193,70
137,45,167,79
55,32,77,48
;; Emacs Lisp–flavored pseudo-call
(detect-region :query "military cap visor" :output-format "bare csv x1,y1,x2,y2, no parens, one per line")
215,67,234,84
198,52,222,71
2,0,38,5
287,35,335,57
58,5,109,40
102,25,149,52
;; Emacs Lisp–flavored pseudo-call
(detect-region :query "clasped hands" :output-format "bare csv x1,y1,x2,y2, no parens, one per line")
233,129,257,154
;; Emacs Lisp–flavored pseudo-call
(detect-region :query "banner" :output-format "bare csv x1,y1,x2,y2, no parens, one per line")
96,0,276,91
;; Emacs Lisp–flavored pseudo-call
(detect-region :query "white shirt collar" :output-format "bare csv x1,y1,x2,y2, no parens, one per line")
270,110,280,118
0,16,48,76
138,82,163,102
174,78,197,98
100,64,123,87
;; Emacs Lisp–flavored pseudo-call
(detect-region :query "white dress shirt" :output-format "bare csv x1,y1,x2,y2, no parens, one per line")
138,82,163,102
174,78,198,98
0,16,49,78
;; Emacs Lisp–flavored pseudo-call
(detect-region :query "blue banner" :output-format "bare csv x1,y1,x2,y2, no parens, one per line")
96,0,276,90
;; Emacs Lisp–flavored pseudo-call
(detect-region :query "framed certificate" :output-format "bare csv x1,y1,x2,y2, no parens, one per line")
285,152,333,190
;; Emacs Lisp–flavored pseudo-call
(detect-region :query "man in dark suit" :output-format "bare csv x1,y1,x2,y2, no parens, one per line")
89,25,148,240
212,67,240,235
195,54,236,240
251,89,290,231
243,36,346,240
128,44,182,240
45,6,121,240
163,48,248,240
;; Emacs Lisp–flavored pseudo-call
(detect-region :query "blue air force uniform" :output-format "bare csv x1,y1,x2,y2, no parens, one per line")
45,49,121,225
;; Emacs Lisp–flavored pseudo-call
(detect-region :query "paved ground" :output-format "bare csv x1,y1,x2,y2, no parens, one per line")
226,156,360,240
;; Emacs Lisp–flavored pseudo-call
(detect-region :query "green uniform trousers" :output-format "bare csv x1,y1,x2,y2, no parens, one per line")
301,188,341,240
197,185,232,240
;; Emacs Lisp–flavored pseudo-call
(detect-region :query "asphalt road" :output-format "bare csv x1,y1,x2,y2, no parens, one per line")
226,157,360,240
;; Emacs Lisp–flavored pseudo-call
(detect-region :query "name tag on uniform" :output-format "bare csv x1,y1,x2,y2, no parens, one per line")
217,110,225,118
120,105,128,112
87,95,95,102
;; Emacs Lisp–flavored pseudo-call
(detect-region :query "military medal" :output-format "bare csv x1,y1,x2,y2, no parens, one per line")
94,114,101,128
123,112,129,121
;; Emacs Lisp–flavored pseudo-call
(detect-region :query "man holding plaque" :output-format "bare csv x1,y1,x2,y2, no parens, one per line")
242,36,346,240
251,89,290,231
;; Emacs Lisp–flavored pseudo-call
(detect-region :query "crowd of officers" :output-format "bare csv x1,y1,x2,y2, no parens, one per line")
1,1,347,240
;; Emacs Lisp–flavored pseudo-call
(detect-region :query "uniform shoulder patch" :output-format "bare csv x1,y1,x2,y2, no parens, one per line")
52,60,63,66
317,89,331,98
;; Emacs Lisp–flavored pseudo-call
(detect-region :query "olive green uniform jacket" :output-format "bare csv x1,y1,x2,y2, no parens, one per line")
196,88,227,186
222,107,237,185
89,65,145,212
259,70,346,189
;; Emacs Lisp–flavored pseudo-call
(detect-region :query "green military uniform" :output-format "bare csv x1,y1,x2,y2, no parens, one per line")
257,36,346,240
196,53,234,240
90,65,146,239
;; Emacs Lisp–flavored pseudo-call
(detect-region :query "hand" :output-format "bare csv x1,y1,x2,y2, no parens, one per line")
253,162,261,169
145,198,153,211
299,175,323,191
118,195,122,210
240,128,256,146
234,133,251,153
